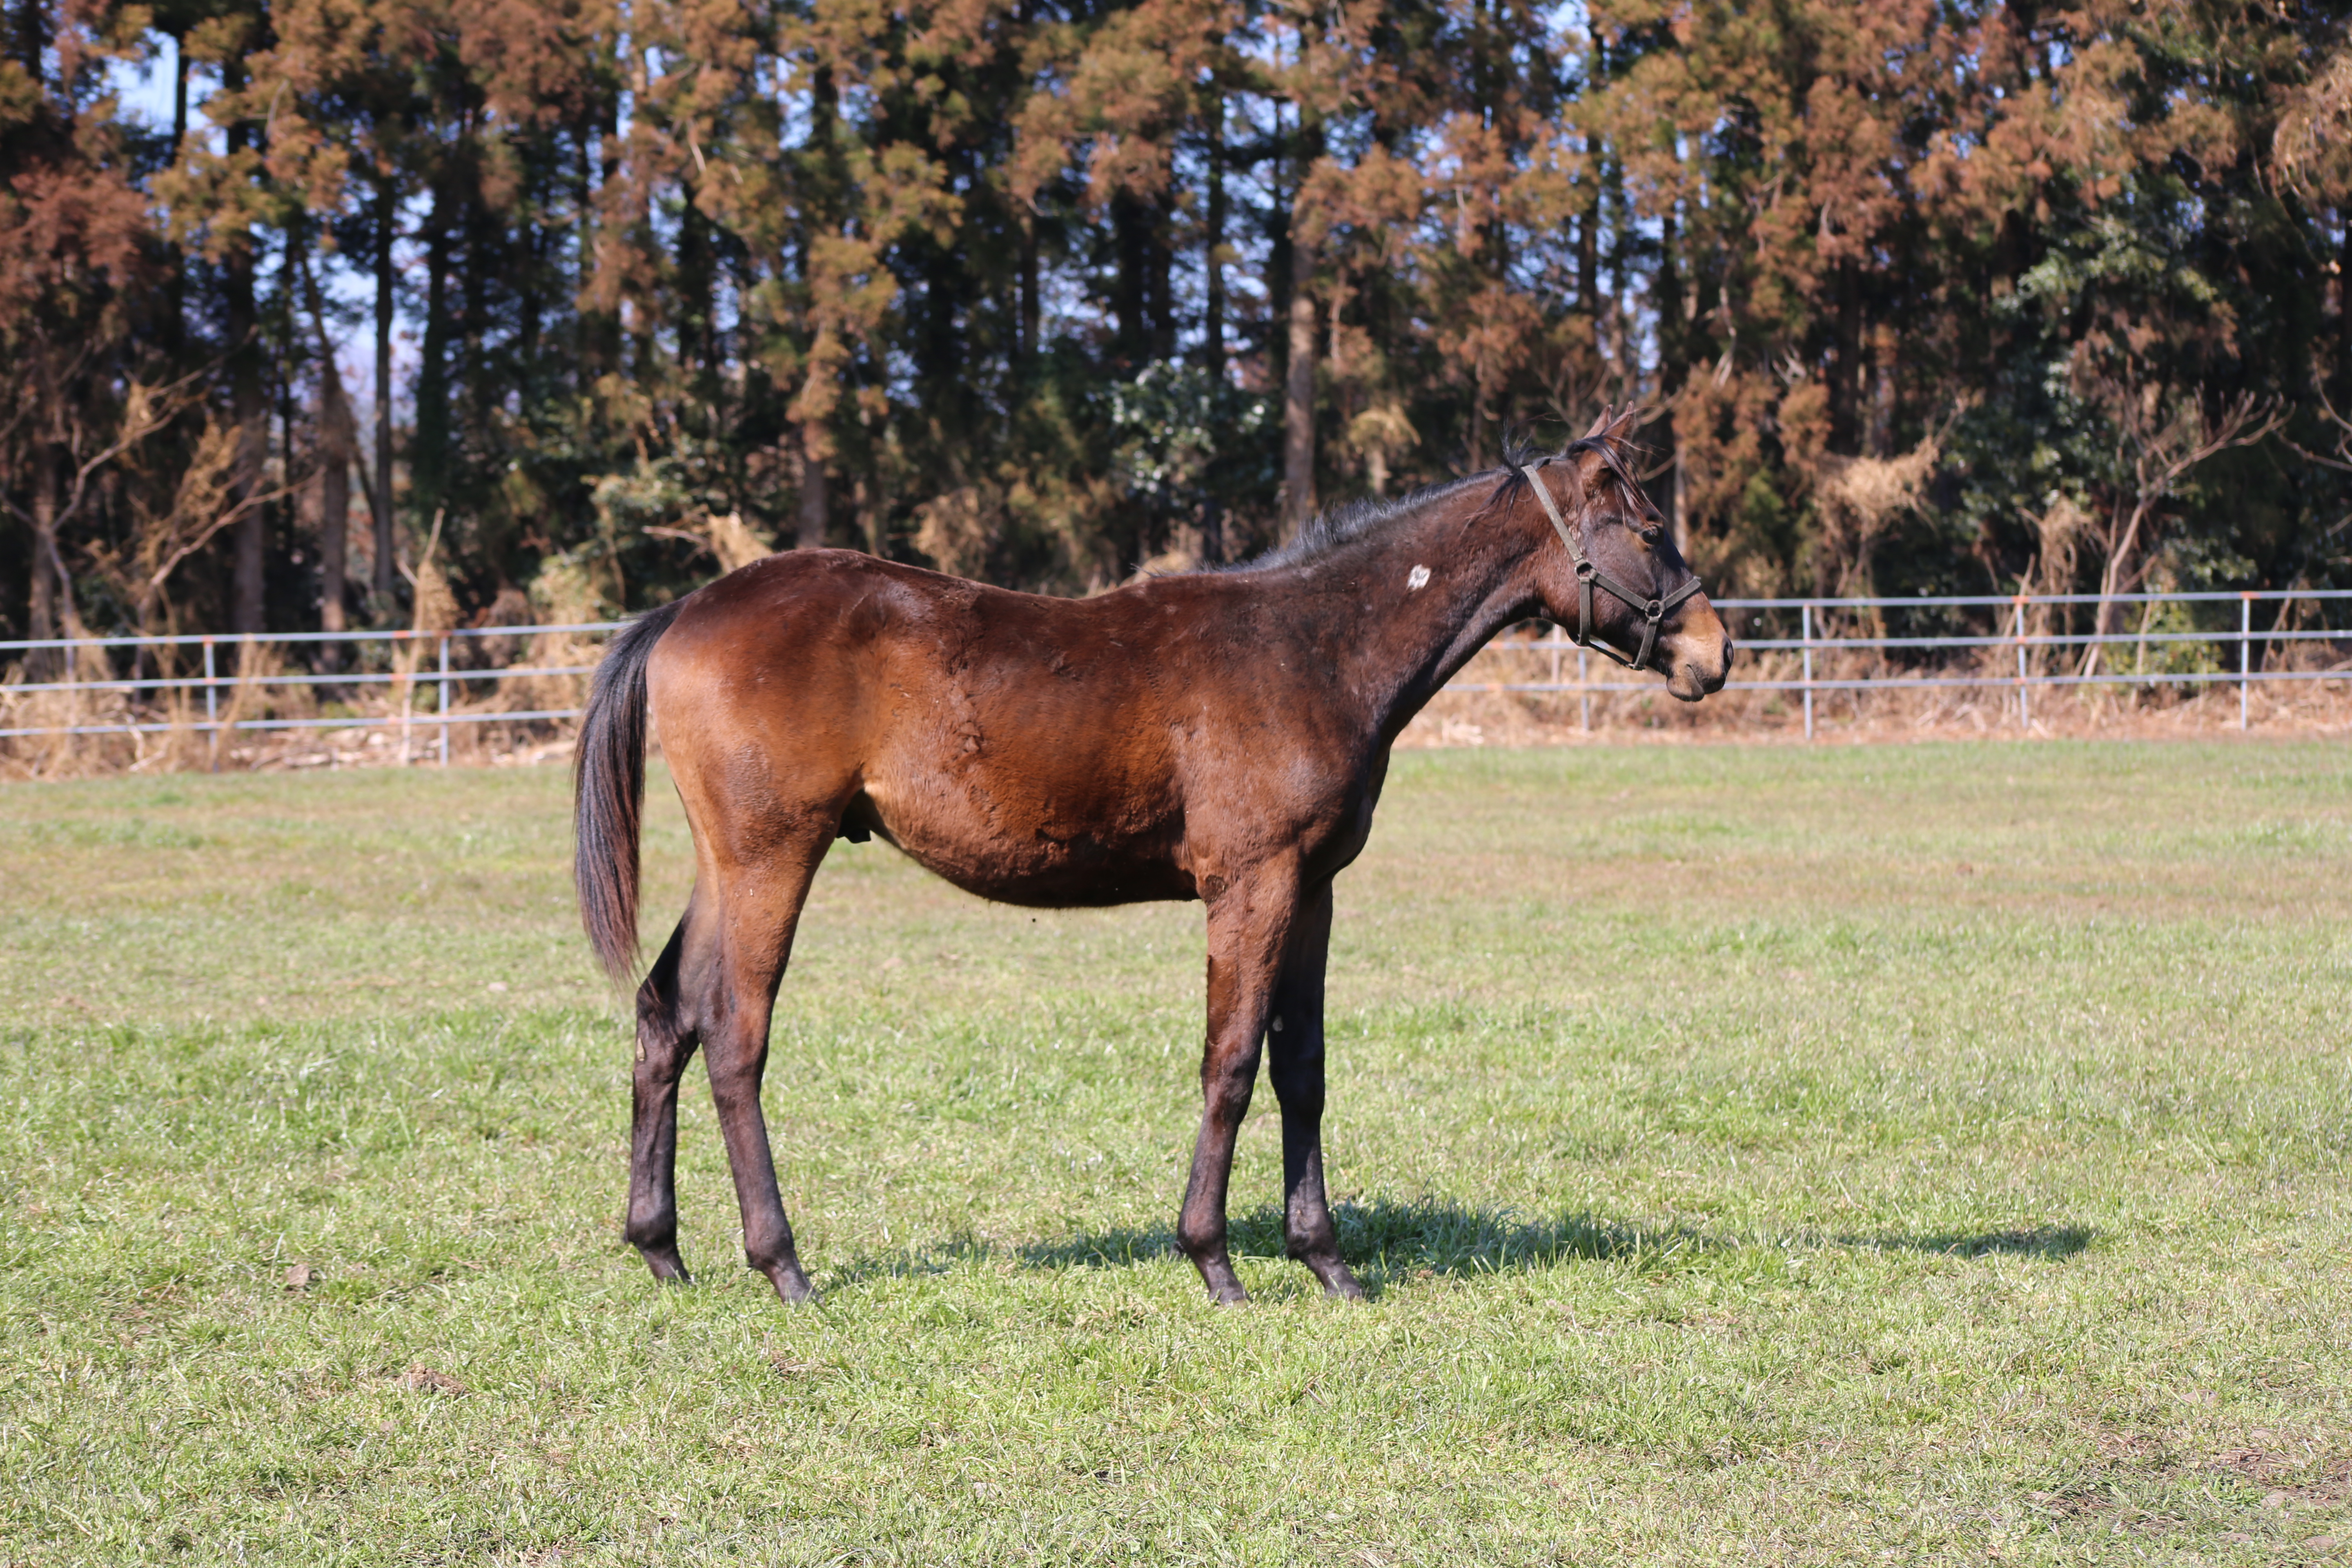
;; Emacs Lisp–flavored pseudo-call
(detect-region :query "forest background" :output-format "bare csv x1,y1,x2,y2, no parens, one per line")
7,0,2352,664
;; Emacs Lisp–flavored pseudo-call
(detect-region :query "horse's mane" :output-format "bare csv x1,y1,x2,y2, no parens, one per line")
1226,411,1654,573
1239,470,1496,571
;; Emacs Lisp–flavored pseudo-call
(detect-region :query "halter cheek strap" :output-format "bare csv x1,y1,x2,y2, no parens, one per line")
1519,463,1704,673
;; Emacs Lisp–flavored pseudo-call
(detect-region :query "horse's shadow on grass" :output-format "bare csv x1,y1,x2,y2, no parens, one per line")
825,1198,2090,1296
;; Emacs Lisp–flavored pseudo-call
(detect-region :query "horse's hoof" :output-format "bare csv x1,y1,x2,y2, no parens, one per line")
1202,1275,1250,1306
1317,1269,1368,1302
639,1247,692,1284
764,1264,817,1305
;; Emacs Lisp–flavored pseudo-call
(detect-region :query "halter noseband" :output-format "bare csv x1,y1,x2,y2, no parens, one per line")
1518,459,1704,673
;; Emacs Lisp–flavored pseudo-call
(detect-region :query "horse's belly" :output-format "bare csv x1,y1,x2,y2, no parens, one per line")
929,851,1196,909
853,780,1194,908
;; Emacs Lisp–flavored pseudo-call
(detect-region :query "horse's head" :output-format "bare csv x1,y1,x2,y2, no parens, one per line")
1517,412,1732,702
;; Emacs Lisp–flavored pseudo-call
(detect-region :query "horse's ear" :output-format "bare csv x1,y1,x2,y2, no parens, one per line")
1605,404,1645,439
1582,405,1613,441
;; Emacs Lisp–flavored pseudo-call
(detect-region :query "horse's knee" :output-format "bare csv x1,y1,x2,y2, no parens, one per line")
1269,1067,1323,1114
1202,1042,1261,1106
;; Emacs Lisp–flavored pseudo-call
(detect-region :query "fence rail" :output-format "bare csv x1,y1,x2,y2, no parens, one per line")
0,622,610,761
1454,588,2352,737
5,591,2350,756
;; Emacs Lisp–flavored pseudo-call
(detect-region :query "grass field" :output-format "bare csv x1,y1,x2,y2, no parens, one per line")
2,742,2349,1565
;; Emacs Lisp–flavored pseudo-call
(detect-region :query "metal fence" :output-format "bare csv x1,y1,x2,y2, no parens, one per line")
1464,589,2352,738
4,590,2349,757
0,623,610,763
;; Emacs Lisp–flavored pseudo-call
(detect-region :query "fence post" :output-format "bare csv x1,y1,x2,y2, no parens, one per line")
202,636,218,772
2241,592,2253,732
397,630,413,766
2014,596,2029,730
1801,601,1815,740
438,633,452,766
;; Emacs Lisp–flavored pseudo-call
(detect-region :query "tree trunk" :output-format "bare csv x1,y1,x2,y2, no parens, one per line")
679,190,717,426
797,65,840,552
318,426,350,637
1580,42,1604,341
519,160,543,373
1011,0,1038,376
13,0,44,81
796,422,828,549
1280,118,1322,537
1204,94,1225,383
2340,220,2352,371
575,123,596,400
1147,179,1176,361
1578,178,1599,323
412,173,454,537
1657,206,1686,549
1282,246,1317,532
26,425,94,679
305,250,353,641
225,66,266,636
27,441,57,680
1018,214,1038,371
461,149,490,452
1112,191,1147,366
373,178,398,601
230,368,266,634
1830,258,1860,454
2084,497,2155,677
1869,336,1895,459
167,36,187,350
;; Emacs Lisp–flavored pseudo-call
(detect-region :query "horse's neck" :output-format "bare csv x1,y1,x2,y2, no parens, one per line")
1298,491,1544,743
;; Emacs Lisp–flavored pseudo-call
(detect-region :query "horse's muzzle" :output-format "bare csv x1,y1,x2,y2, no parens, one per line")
1666,637,1734,702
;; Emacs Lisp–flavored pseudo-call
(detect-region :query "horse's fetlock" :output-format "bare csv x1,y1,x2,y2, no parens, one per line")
1285,1223,1338,1260
1176,1219,1227,1259
624,1212,677,1252
742,1234,802,1275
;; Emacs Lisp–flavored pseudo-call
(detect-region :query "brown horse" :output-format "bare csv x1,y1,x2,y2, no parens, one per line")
574,415,1733,1305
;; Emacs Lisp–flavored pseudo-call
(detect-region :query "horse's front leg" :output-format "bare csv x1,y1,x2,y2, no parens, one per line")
1267,879,1367,1300
1178,860,1300,1304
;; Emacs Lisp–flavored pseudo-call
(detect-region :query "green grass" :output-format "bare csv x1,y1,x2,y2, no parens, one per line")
3,743,2350,1564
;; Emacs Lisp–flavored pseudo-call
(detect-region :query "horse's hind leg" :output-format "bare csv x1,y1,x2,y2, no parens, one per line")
696,847,829,1304
1266,880,1367,1301
626,913,702,1282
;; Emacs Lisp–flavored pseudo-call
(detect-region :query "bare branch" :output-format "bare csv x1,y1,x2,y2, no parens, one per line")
145,472,312,597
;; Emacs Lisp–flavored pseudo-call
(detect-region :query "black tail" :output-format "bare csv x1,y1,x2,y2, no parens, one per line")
575,600,688,982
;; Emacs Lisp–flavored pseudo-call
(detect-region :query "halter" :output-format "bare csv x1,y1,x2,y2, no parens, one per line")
1518,459,1704,673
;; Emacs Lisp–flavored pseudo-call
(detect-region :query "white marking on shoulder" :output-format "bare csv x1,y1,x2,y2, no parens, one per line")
1407,564,1432,591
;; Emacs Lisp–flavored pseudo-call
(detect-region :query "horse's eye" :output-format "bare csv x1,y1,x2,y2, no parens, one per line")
1639,524,1664,546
